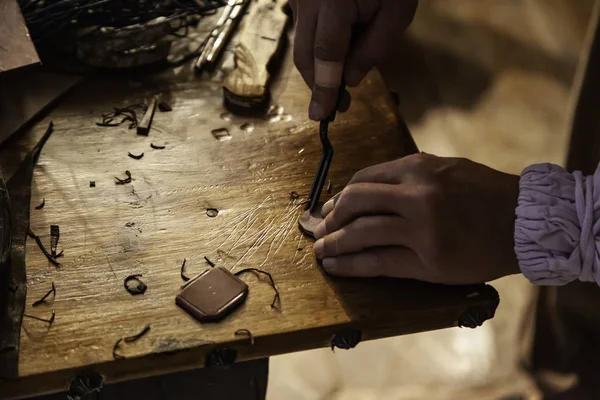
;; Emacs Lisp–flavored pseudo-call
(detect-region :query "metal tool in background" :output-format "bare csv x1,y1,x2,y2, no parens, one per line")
306,84,347,213
195,0,249,71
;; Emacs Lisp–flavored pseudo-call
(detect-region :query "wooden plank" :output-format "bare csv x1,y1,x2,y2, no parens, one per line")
0,0,39,72
223,0,290,110
0,67,82,145
0,48,498,399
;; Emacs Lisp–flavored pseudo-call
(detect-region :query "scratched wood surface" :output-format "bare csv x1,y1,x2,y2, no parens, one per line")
0,49,498,398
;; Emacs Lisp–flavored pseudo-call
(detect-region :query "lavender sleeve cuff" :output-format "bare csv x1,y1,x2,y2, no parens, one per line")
515,163,600,285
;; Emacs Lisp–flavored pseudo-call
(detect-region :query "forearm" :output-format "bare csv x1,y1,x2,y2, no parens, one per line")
515,163,600,285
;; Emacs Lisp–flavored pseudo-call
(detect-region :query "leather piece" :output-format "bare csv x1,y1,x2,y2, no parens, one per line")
176,267,248,322
0,122,54,379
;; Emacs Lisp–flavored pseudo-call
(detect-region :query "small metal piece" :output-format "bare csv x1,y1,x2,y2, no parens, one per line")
205,346,237,368
206,208,219,217
137,96,158,135
211,128,231,141
331,329,362,351
89,181,96,188
50,225,60,257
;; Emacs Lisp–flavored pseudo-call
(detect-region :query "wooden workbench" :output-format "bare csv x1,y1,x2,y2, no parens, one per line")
0,49,499,399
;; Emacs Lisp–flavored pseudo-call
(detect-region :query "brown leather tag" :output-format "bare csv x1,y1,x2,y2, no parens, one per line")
176,267,248,322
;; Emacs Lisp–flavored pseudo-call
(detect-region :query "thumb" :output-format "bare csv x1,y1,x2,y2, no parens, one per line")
321,246,423,279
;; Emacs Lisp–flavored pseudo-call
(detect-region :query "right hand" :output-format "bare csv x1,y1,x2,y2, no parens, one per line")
312,154,521,284
289,0,418,120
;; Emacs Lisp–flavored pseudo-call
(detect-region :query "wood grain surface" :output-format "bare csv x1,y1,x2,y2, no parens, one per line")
0,49,498,398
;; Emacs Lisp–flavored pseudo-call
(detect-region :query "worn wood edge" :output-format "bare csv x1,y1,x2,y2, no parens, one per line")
0,283,497,399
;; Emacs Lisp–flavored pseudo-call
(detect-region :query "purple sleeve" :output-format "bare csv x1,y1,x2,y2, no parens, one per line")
515,163,600,285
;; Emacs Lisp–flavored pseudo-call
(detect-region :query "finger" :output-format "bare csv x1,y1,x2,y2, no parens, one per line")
338,90,351,113
349,160,402,185
309,0,357,120
314,215,411,259
321,246,423,279
321,192,342,217
348,153,436,185
293,0,319,88
345,1,417,86
314,183,411,239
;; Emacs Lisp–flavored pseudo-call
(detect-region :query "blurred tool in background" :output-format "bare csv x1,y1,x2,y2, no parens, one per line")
195,0,249,72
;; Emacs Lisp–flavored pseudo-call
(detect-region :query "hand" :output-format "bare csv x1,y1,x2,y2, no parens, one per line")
313,153,521,284
289,0,418,120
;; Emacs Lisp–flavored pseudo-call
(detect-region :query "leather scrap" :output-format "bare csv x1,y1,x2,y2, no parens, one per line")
0,122,54,379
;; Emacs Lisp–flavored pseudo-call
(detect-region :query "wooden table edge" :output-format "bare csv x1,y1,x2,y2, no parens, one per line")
1,283,499,399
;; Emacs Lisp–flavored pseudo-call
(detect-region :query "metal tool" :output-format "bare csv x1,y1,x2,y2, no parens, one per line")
195,0,248,71
306,84,347,213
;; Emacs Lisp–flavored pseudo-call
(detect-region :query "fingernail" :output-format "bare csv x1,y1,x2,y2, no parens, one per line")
322,257,337,274
321,199,334,217
314,238,325,259
314,221,326,239
309,100,325,121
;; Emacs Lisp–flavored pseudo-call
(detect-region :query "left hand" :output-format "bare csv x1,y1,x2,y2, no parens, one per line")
313,153,521,284
289,0,418,120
